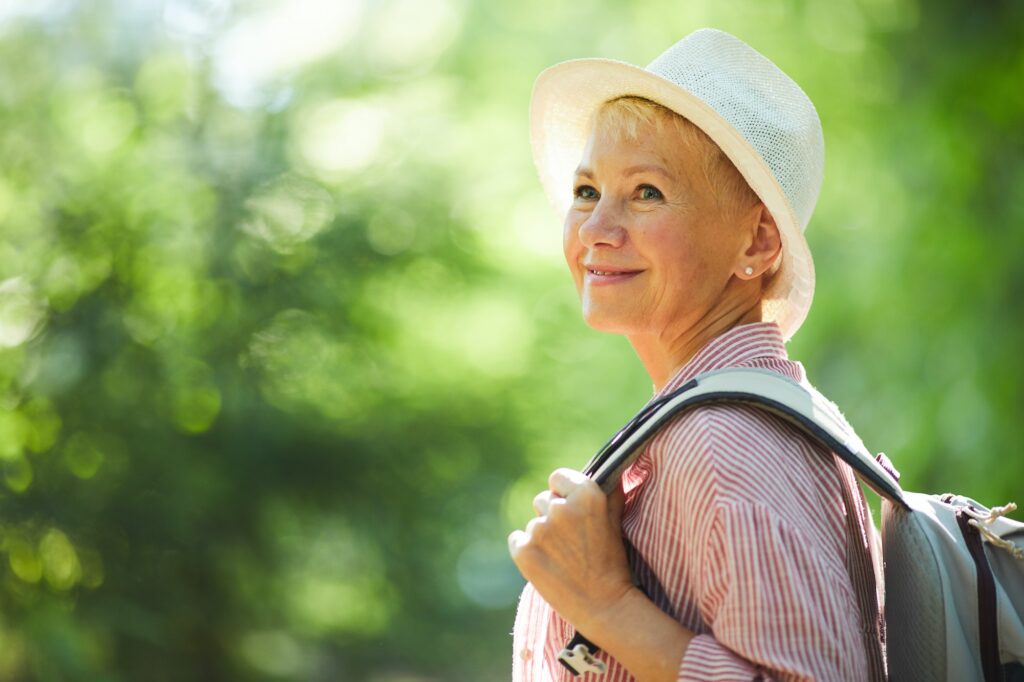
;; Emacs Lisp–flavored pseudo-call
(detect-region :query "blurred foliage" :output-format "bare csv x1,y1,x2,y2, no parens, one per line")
0,0,1021,680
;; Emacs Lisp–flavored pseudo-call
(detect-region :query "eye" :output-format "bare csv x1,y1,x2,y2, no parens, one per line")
637,184,663,201
573,184,599,201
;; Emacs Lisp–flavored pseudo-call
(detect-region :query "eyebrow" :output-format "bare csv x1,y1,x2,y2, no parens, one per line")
573,164,674,180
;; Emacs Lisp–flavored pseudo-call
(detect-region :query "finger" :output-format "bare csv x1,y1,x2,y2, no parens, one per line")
533,490,555,516
524,515,545,538
548,467,590,498
507,529,526,557
544,495,569,521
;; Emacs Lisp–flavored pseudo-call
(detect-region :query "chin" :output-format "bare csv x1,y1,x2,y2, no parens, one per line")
581,306,639,335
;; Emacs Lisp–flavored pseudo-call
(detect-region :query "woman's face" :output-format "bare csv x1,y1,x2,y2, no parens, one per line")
563,115,748,340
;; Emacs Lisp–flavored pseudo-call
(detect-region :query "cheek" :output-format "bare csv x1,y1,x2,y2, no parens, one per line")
562,217,583,285
645,226,696,274
645,213,720,266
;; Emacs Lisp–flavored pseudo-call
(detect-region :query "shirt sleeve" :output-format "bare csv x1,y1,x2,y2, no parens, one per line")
676,496,868,682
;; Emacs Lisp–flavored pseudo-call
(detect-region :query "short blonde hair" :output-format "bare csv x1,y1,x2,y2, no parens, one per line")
592,96,760,218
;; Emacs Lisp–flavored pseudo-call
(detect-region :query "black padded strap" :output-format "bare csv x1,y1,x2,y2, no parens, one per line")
956,509,1004,682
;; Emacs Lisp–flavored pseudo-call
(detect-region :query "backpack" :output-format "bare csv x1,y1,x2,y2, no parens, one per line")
557,367,1024,681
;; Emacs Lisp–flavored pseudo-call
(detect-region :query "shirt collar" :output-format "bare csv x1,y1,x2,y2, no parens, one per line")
655,321,789,398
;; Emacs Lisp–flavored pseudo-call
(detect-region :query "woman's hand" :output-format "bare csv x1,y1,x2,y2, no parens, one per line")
509,468,695,680
507,467,634,634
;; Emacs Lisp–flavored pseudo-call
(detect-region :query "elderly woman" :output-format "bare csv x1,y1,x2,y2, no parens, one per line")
507,29,885,681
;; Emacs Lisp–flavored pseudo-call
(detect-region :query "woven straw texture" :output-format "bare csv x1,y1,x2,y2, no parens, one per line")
530,29,824,340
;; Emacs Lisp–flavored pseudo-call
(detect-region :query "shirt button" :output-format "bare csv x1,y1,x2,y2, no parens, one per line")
520,648,533,662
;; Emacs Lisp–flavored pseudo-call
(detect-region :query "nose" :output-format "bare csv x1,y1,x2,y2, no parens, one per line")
576,197,626,249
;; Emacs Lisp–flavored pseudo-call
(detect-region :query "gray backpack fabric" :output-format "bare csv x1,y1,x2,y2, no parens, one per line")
883,491,1024,681
567,367,1024,680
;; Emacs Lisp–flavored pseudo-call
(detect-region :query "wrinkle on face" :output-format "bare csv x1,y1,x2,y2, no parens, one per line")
563,114,747,341
563,98,782,388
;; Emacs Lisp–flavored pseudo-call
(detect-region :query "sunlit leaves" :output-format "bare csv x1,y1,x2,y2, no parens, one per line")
0,1,1020,681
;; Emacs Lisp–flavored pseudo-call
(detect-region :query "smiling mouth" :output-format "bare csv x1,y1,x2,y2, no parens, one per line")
585,267,642,276
584,268,643,284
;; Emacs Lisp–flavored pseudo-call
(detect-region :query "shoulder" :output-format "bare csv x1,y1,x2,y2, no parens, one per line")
647,400,814,472
643,401,840,512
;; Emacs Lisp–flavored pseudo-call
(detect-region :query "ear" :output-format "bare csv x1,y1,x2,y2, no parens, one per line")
736,204,782,279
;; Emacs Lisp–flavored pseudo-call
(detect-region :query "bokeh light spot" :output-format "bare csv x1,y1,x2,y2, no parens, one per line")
39,528,81,591
239,630,313,678
213,0,364,108
3,456,32,493
5,534,42,583
0,278,47,348
73,92,138,160
0,409,29,461
64,432,105,480
161,0,230,41
173,384,222,434
241,174,335,253
365,0,463,74
294,99,386,180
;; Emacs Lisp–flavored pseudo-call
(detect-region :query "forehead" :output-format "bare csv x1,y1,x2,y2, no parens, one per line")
580,111,712,182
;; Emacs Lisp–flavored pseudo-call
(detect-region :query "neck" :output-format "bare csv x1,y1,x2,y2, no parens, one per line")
629,295,764,393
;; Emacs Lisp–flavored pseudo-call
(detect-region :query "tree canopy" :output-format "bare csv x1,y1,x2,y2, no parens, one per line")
0,1,1021,679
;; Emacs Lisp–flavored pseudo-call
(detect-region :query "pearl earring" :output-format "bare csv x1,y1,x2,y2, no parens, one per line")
744,266,754,276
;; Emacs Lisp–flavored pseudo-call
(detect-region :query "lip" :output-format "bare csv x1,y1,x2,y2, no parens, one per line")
582,264,644,286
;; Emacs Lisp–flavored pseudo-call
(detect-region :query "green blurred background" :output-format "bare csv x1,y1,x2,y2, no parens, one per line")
0,0,1021,679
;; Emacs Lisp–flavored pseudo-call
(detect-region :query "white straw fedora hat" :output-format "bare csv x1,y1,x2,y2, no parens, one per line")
530,28,824,340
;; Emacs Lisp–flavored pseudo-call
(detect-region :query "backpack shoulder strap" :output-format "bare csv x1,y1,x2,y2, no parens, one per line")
587,367,908,509
560,367,908,676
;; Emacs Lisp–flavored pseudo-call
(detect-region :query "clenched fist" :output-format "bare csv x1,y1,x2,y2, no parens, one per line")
508,467,633,635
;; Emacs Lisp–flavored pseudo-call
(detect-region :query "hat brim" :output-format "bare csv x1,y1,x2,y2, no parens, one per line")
529,57,815,341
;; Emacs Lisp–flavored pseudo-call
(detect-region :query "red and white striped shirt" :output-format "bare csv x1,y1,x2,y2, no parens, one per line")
512,322,886,681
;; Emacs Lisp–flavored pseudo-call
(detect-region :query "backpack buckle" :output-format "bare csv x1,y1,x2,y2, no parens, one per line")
557,642,607,676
